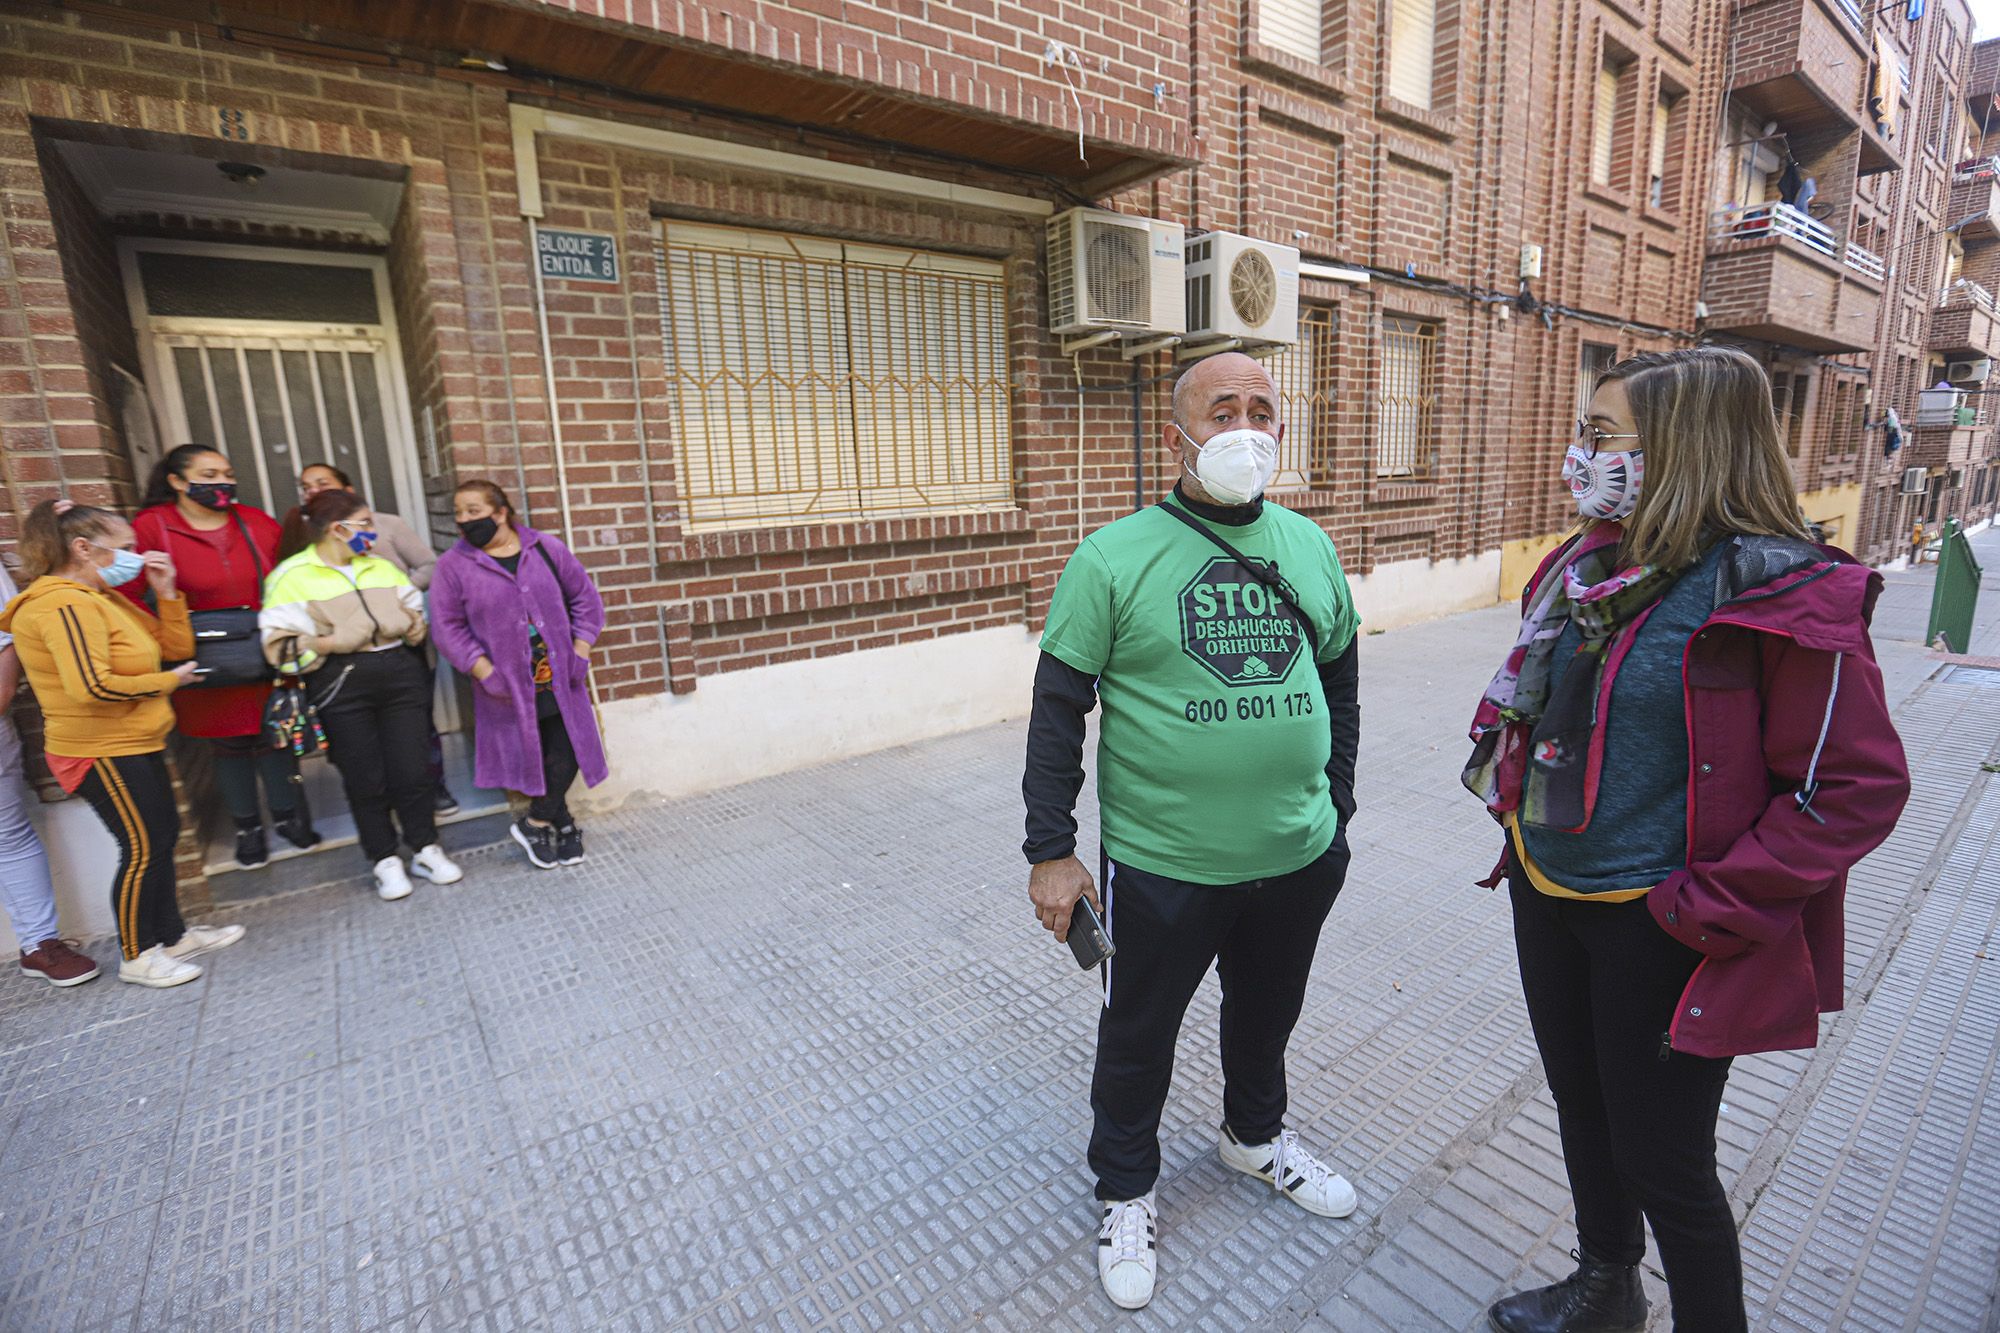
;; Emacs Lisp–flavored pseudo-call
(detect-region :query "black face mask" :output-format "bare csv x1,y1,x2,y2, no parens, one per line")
184,481,236,511
457,516,501,549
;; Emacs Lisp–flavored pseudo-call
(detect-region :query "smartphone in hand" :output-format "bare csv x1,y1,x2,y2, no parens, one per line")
1067,895,1115,970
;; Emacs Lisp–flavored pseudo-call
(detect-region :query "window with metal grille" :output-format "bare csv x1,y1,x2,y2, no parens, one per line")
1577,342,1618,422
1387,0,1437,109
1260,0,1322,64
1264,306,1339,491
658,221,1014,531
1377,316,1438,478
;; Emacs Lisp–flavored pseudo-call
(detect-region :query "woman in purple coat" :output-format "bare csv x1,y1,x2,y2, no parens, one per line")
429,481,608,869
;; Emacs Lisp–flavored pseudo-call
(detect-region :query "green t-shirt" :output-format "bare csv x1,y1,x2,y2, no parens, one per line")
1041,501,1360,884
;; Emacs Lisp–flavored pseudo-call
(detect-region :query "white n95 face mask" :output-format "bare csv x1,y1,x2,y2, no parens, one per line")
1562,442,1646,521
1178,425,1279,505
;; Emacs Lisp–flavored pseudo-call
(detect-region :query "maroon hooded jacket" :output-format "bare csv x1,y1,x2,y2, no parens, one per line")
1505,534,1911,1059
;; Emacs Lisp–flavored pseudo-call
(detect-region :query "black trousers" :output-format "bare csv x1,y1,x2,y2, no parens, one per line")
1089,834,1348,1201
1509,873,1746,1332
316,650,437,863
209,733,301,823
526,707,580,826
75,752,183,961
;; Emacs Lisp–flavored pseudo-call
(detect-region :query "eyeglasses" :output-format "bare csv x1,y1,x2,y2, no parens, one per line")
1575,419,1642,456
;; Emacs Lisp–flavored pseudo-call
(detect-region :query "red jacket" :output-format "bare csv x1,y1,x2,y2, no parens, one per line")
123,503,283,738
1507,535,1911,1059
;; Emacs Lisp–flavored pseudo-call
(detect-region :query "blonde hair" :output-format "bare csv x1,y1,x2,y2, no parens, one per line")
17,500,124,582
1596,345,1810,569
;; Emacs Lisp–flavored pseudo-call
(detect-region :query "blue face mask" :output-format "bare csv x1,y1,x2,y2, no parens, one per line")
95,545,145,588
342,527,378,555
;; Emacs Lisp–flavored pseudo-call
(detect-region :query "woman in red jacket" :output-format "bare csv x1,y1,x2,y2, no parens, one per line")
1465,347,1909,1333
131,444,319,867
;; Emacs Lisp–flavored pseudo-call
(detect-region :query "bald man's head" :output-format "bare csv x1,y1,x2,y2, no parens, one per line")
1163,351,1284,506
1171,352,1278,434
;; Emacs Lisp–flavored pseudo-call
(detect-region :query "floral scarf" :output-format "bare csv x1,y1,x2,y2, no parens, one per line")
1462,526,1680,831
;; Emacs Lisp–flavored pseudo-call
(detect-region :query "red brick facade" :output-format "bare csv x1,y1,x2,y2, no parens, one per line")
0,0,1986,904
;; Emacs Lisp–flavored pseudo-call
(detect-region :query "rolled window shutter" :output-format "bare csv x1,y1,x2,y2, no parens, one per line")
1387,0,1437,109
1592,65,1619,186
1260,0,1321,64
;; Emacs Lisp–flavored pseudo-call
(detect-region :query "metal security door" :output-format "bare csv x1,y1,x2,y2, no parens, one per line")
154,334,405,519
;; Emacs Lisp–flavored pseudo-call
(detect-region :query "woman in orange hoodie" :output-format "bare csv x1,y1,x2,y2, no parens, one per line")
0,500,246,987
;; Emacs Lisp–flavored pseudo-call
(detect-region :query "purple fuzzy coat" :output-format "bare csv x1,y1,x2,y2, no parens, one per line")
429,526,608,796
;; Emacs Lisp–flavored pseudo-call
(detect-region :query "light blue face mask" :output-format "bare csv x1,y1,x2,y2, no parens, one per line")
94,544,145,588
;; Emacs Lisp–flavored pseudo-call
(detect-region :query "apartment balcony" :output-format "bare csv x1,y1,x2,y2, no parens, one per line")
1729,0,1871,134
1931,283,2000,361
1703,203,1884,353
1904,423,1990,471
1973,41,2000,122
1947,167,2000,242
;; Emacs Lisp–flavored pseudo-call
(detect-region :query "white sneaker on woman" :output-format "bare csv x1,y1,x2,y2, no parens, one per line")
117,945,202,988
1218,1125,1357,1218
373,856,414,901
164,923,245,961
1097,1191,1158,1310
410,844,463,885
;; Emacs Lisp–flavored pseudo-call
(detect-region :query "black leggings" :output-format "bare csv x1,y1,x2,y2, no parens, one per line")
526,708,580,826
75,752,184,961
208,733,301,823
315,650,437,863
1509,873,1746,1332
1088,835,1349,1201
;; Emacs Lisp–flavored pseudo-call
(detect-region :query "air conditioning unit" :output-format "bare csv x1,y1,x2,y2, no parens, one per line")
1948,358,1994,383
1046,208,1185,337
1902,467,1929,495
1184,232,1300,345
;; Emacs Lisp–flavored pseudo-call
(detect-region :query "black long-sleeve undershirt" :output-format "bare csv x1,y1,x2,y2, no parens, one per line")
1020,637,1360,865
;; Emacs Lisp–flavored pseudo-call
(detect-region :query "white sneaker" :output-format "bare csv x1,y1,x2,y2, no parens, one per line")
1218,1125,1357,1218
164,923,245,961
409,844,463,885
117,945,203,988
373,855,414,901
1097,1191,1158,1310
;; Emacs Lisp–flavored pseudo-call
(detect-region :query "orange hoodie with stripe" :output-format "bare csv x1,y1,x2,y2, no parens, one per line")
0,577,194,758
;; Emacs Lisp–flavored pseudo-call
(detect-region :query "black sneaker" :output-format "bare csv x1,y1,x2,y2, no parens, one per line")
434,786,461,817
274,806,321,850
556,824,585,865
510,817,559,869
234,824,269,869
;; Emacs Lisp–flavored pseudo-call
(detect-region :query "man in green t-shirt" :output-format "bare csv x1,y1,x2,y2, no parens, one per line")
1022,352,1363,1311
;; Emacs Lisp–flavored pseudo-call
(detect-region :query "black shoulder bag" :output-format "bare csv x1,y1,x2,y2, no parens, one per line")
1158,499,1319,657
181,511,271,688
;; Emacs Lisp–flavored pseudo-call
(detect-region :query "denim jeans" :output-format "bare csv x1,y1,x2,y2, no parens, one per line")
0,721,58,950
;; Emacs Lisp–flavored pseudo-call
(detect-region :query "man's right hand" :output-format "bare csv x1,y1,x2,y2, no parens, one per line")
1028,855,1101,944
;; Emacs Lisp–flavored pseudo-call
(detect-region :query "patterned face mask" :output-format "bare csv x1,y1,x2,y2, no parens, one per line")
1562,443,1645,521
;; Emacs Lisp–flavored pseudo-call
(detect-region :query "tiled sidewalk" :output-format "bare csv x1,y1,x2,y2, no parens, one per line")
0,532,1995,1332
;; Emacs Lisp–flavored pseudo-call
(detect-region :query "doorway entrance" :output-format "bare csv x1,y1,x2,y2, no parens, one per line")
119,238,499,876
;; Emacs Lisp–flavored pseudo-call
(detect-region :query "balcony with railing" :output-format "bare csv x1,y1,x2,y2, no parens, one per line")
1907,387,1993,470
1702,202,1884,352
1932,281,2000,361
1947,166,2000,243
1728,0,1871,134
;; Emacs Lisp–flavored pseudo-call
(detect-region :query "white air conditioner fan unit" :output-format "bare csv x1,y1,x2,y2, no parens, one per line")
1046,208,1185,337
1947,358,1994,383
1184,232,1300,345
1901,467,1929,495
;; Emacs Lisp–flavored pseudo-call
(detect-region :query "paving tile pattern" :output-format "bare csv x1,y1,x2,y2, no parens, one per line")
0,532,1995,1331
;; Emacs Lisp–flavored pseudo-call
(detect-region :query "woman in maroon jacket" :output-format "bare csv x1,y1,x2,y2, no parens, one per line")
1465,347,1909,1333
130,445,319,867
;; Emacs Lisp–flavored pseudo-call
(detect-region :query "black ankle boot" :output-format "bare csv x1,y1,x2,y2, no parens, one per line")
1487,1249,1646,1333
234,820,269,869
274,805,321,850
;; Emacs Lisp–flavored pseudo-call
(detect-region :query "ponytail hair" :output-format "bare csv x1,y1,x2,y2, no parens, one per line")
141,443,226,509
300,488,366,541
18,499,123,582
